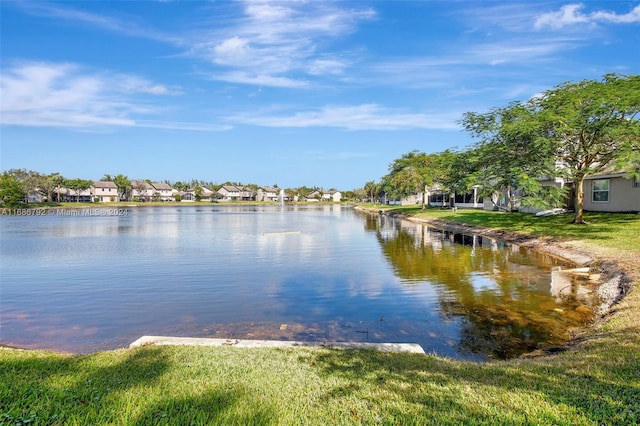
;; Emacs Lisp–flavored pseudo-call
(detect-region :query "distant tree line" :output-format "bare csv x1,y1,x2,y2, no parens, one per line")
0,169,357,207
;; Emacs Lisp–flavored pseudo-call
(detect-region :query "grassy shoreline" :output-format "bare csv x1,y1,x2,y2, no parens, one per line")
1,206,639,424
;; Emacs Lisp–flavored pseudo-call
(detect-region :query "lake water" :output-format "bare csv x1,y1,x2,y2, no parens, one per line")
0,205,601,360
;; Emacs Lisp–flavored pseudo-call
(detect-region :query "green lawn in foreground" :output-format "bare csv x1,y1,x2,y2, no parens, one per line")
1,208,639,425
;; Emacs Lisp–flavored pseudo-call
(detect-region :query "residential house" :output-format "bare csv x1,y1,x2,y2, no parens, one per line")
217,185,242,201
305,190,321,202
240,186,256,201
256,187,279,202
216,185,255,201
182,186,214,202
150,182,175,201
481,165,639,213
55,187,92,202
92,181,119,202
131,181,154,202
396,188,483,208
583,171,640,212
322,190,342,202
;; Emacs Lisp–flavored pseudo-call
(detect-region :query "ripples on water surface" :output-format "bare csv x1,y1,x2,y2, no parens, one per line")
0,205,601,360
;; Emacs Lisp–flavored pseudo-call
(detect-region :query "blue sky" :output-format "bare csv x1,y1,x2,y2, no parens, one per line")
1,1,639,190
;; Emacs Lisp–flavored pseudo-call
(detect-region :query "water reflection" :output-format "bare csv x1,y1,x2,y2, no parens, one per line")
365,213,600,359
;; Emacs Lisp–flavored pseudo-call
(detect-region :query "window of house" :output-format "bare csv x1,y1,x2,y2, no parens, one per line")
634,178,640,188
592,179,609,202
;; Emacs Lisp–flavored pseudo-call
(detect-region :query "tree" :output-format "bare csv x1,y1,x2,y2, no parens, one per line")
461,103,559,212
0,173,25,207
49,173,65,203
172,181,188,192
33,173,59,203
113,174,131,201
4,169,43,203
383,151,440,208
535,74,640,223
194,186,203,202
460,74,640,220
363,181,379,204
432,149,480,208
65,178,93,202
132,180,149,202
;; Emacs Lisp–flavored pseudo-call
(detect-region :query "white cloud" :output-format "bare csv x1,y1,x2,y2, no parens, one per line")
191,0,376,86
534,3,640,30
16,1,184,45
307,59,349,76
0,61,226,131
227,104,459,131
210,71,309,88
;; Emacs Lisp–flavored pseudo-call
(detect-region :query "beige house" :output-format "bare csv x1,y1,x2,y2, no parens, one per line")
583,172,640,212
182,187,214,202
92,181,119,202
256,187,279,202
131,181,154,201
305,190,321,202
150,182,175,201
217,185,242,201
217,185,255,201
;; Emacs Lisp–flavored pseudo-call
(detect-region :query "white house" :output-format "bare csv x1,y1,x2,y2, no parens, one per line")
92,181,119,202
322,190,342,202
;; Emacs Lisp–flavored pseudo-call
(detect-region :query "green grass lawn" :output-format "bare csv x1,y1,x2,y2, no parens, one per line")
2,208,639,425
374,206,640,253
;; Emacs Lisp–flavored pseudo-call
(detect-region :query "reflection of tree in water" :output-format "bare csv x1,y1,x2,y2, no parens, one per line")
367,214,595,359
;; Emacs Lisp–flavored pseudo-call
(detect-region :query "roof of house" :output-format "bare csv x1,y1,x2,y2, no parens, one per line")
580,163,633,180
219,185,242,192
131,180,153,189
93,181,118,188
188,187,214,195
151,182,173,190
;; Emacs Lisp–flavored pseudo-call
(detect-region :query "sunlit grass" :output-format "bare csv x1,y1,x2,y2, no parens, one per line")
2,334,639,425
2,206,639,424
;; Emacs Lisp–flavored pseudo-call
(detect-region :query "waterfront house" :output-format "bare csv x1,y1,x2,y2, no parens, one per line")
239,186,256,201
583,171,640,212
257,187,279,202
56,187,92,202
150,182,175,201
182,186,214,202
217,185,242,201
92,181,119,202
131,181,154,202
305,190,321,202
322,190,342,202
